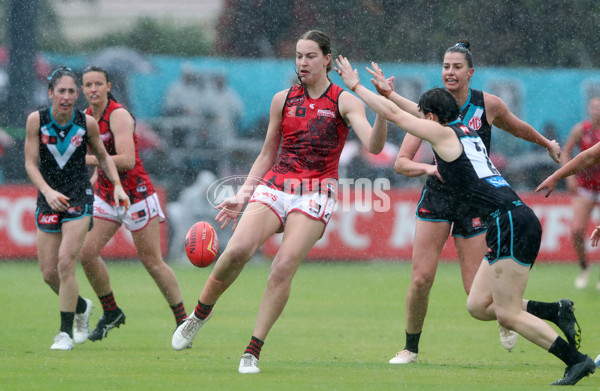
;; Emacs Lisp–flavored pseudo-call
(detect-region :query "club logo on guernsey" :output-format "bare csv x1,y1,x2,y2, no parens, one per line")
486,176,509,188
71,134,83,147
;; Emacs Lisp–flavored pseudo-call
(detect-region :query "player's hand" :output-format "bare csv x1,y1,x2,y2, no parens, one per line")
113,184,130,211
45,190,70,212
425,165,444,183
334,55,360,92
535,175,558,198
591,226,600,247
367,62,394,97
546,140,561,163
215,197,245,231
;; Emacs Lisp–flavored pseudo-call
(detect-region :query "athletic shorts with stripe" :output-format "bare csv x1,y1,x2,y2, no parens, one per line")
36,195,94,233
93,192,165,231
416,185,487,238
484,204,542,267
249,184,336,234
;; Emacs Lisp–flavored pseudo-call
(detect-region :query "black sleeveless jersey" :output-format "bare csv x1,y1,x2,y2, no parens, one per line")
458,89,491,151
424,88,491,192
433,120,522,222
37,108,93,202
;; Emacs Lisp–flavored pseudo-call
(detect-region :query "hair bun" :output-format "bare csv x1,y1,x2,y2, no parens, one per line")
455,39,471,51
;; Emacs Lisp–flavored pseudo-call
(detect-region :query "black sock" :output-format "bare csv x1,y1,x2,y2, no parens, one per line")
60,311,75,338
404,331,421,353
244,336,264,359
194,300,213,320
75,296,87,314
526,300,559,323
549,336,586,366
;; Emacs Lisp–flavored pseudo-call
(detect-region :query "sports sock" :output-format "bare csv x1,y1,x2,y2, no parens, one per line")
194,300,213,320
171,302,187,325
244,336,264,359
526,300,559,323
75,296,88,314
98,292,118,312
549,336,586,366
60,311,75,338
404,331,421,353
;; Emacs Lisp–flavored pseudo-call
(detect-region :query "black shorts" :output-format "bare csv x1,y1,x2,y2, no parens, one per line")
416,186,487,238
484,205,542,267
36,198,94,233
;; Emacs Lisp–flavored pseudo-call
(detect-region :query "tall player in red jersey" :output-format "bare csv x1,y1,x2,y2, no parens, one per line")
561,96,600,289
79,66,187,342
172,30,388,374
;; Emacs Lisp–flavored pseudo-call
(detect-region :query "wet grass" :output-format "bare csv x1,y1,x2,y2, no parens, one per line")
1,260,599,390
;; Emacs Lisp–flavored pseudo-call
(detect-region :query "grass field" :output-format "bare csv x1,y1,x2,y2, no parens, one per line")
1,259,599,390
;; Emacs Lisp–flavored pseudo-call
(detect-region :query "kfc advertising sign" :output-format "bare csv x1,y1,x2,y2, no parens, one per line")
262,188,591,262
0,185,168,259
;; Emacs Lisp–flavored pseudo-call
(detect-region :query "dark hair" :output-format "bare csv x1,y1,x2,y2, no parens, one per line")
81,65,118,102
417,87,460,125
47,66,77,91
444,39,473,68
296,30,333,84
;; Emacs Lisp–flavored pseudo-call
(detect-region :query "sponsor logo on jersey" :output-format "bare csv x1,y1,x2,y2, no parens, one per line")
308,199,321,214
41,134,58,145
100,132,112,142
472,217,482,227
38,213,59,224
136,185,147,193
251,191,278,202
131,209,147,220
468,116,482,130
295,106,306,117
418,207,432,215
67,205,83,214
460,125,472,135
317,109,335,118
486,176,509,188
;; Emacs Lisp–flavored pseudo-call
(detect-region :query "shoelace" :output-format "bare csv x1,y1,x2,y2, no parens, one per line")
181,318,201,337
241,355,255,367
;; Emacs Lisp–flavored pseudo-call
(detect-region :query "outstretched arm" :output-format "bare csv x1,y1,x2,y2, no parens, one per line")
536,141,600,197
334,55,455,160
486,93,560,163
367,62,421,117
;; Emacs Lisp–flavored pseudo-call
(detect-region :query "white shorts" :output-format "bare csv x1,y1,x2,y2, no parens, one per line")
577,187,600,203
249,185,336,232
93,192,165,231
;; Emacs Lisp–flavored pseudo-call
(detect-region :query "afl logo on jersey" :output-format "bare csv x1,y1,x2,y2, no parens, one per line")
468,116,482,130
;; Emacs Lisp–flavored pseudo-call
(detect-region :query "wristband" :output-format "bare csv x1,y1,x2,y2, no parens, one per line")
113,179,121,187
350,80,360,92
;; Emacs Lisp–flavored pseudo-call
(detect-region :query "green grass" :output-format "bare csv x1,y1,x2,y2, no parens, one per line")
1,260,599,390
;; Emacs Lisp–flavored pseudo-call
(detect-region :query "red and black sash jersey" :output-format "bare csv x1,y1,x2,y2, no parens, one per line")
263,83,349,193
87,100,155,204
576,120,600,190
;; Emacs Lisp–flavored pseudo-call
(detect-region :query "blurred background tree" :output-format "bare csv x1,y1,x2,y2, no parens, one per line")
0,0,597,67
